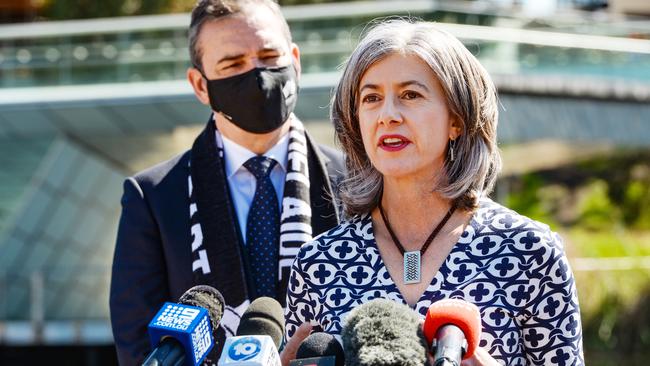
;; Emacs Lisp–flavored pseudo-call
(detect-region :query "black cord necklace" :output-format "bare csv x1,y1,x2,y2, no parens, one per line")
378,200,456,284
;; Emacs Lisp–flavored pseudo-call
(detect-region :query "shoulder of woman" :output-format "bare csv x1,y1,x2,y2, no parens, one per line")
474,197,564,251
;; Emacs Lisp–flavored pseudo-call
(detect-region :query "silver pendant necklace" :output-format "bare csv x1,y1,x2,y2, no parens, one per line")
378,200,456,284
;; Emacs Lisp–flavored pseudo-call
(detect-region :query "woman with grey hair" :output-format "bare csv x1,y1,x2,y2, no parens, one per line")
285,19,583,365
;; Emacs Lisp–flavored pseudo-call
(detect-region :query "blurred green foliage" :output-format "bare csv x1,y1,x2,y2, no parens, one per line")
502,149,650,366
576,270,650,365
566,229,650,258
577,179,622,230
504,150,650,230
505,173,558,227
43,0,181,19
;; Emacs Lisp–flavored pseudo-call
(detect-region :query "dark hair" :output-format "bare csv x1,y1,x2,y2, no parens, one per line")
189,0,292,71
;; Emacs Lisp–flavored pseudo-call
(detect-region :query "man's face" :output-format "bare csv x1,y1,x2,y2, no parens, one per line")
197,6,299,80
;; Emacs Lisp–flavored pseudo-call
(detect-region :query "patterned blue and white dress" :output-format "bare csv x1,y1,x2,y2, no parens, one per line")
285,198,584,365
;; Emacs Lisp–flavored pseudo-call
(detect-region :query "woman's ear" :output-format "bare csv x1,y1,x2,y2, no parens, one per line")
449,117,463,140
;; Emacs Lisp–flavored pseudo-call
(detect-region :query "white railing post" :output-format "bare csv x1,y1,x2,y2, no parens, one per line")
30,271,44,343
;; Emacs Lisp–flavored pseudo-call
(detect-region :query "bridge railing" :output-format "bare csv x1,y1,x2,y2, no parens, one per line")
0,0,649,89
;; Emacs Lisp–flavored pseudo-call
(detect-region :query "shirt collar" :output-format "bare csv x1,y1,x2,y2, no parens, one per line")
220,132,289,179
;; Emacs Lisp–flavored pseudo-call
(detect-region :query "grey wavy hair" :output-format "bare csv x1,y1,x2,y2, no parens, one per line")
331,19,501,217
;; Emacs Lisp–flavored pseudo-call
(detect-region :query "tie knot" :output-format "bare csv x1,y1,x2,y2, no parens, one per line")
244,156,277,180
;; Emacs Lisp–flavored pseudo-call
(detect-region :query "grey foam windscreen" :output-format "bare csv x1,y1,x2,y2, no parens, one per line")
178,285,226,335
341,298,428,366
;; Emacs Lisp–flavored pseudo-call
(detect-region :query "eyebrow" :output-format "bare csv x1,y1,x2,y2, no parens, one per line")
259,47,282,54
398,80,430,91
359,80,430,94
359,83,380,94
216,53,246,65
216,47,282,65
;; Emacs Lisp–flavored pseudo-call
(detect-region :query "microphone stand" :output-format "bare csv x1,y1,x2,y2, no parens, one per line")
431,325,467,366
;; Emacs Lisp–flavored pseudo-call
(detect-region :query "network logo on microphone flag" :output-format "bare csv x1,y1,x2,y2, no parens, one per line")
218,335,281,366
148,302,214,366
228,337,261,361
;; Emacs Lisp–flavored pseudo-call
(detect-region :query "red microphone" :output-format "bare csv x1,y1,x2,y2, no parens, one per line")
422,299,482,366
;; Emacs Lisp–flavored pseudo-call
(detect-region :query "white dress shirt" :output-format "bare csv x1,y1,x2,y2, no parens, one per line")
220,133,289,245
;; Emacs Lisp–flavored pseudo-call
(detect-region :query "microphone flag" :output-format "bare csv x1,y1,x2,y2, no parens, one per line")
147,302,214,366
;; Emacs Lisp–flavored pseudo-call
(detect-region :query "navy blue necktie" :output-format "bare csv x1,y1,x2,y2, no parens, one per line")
244,156,280,299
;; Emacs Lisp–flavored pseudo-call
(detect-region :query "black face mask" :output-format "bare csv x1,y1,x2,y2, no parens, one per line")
204,65,299,134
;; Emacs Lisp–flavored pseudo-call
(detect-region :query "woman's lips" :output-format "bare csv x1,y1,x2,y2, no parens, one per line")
378,135,411,152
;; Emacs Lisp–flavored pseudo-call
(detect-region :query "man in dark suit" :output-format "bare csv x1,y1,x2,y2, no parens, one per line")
109,1,343,364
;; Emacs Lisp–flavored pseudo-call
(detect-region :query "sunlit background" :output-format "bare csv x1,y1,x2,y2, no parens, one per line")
0,0,649,365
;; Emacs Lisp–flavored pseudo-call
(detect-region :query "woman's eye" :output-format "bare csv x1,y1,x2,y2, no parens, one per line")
403,91,421,100
361,94,380,103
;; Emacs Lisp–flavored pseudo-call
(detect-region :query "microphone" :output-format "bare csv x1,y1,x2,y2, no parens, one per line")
289,332,345,366
422,299,482,366
218,297,285,366
143,285,225,366
341,298,429,366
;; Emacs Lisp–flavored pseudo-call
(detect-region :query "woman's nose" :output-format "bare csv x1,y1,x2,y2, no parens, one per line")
378,98,403,125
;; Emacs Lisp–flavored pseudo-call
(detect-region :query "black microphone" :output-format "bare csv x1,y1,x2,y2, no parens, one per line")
341,299,429,366
289,332,345,366
142,285,225,366
217,297,285,365
236,296,285,348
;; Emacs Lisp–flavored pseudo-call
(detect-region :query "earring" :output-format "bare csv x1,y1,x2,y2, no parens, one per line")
449,139,456,162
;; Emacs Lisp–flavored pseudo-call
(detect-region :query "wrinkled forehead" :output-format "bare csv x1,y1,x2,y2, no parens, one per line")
217,15,288,51
228,4,291,46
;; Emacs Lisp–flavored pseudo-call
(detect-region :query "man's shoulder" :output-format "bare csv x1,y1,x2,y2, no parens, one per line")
130,150,191,189
316,143,344,167
308,136,345,176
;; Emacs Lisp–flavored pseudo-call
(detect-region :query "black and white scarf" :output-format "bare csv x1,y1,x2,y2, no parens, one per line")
187,115,313,341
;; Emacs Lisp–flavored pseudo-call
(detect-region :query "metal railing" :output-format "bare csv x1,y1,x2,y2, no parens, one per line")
0,0,649,89
0,268,111,321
